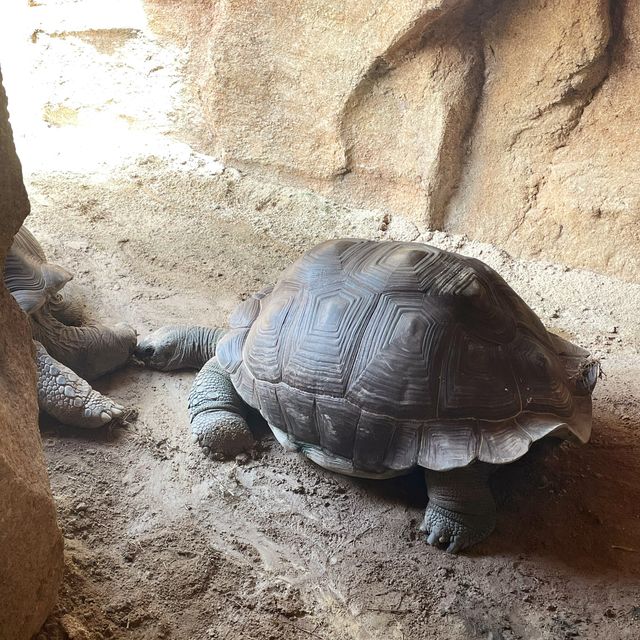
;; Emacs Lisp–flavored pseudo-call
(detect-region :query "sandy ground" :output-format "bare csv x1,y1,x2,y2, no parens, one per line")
3,5,640,638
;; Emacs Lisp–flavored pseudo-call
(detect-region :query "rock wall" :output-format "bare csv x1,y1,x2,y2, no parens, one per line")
447,0,636,277
145,0,640,279
0,69,63,640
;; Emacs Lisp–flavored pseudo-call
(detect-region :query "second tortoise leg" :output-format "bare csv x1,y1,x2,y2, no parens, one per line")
421,463,496,554
188,356,254,458
31,305,137,381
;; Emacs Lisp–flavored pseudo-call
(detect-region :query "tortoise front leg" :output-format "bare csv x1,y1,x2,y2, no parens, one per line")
48,286,86,326
421,463,496,553
35,341,127,428
31,306,136,381
188,356,254,458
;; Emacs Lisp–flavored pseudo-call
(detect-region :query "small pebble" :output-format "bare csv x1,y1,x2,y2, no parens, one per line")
235,452,250,465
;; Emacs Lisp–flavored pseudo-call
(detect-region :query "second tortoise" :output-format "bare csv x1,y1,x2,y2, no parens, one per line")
137,239,598,552
4,226,136,428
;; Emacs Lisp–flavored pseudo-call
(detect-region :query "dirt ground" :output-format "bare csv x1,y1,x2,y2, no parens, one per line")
4,6,640,639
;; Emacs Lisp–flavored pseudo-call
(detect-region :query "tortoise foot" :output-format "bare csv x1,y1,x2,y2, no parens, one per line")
187,356,253,459
35,340,129,429
190,410,255,459
79,396,128,428
420,503,495,554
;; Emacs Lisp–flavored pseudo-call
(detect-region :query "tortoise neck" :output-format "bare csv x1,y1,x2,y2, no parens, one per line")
179,326,226,369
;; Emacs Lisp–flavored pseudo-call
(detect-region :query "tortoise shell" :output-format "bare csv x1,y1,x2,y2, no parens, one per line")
217,239,594,473
5,226,72,315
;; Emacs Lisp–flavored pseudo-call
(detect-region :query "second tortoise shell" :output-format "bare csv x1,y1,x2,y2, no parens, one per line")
5,226,72,315
217,239,593,473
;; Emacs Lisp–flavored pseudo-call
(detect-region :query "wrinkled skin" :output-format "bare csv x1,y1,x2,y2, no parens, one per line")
136,325,223,371
137,325,254,458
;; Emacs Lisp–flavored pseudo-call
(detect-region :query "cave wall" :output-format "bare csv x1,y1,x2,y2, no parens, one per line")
145,0,639,279
0,69,63,640
447,0,638,277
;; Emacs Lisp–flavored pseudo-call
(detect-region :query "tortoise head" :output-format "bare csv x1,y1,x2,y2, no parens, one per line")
135,325,189,371
547,331,600,396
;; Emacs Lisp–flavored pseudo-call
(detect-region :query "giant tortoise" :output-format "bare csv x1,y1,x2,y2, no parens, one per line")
137,239,598,552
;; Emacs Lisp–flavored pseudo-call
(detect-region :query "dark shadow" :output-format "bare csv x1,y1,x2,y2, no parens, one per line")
477,411,640,577
346,468,428,511
247,407,276,441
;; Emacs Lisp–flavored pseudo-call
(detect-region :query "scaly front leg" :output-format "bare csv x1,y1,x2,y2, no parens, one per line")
421,463,496,553
136,326,253,458
35,341,126,428
31,305,136,381
188,356,254,458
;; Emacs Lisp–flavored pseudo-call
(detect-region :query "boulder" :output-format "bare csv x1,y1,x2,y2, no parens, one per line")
0,68,63,640
446,0,638,278
145,0,640,279
145,0,481,225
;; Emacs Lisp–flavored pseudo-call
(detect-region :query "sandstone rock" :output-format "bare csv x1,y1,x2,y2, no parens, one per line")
338,14,482,227
210,0,469,178
147,0,481,225
146,0,640,279
446,0,620,274
520,0,640,279
0,69,63,640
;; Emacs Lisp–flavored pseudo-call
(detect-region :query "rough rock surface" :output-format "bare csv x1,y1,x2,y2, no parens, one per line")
148,0,640,279
447,0,626,275
0,70,63,640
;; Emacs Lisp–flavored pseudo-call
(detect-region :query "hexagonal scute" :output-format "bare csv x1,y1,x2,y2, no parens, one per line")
437,327,520,421
283,281,378,395
346,291,448,418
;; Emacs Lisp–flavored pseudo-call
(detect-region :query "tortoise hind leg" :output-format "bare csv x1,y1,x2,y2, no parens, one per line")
421,463,496,554
35,341,126,429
